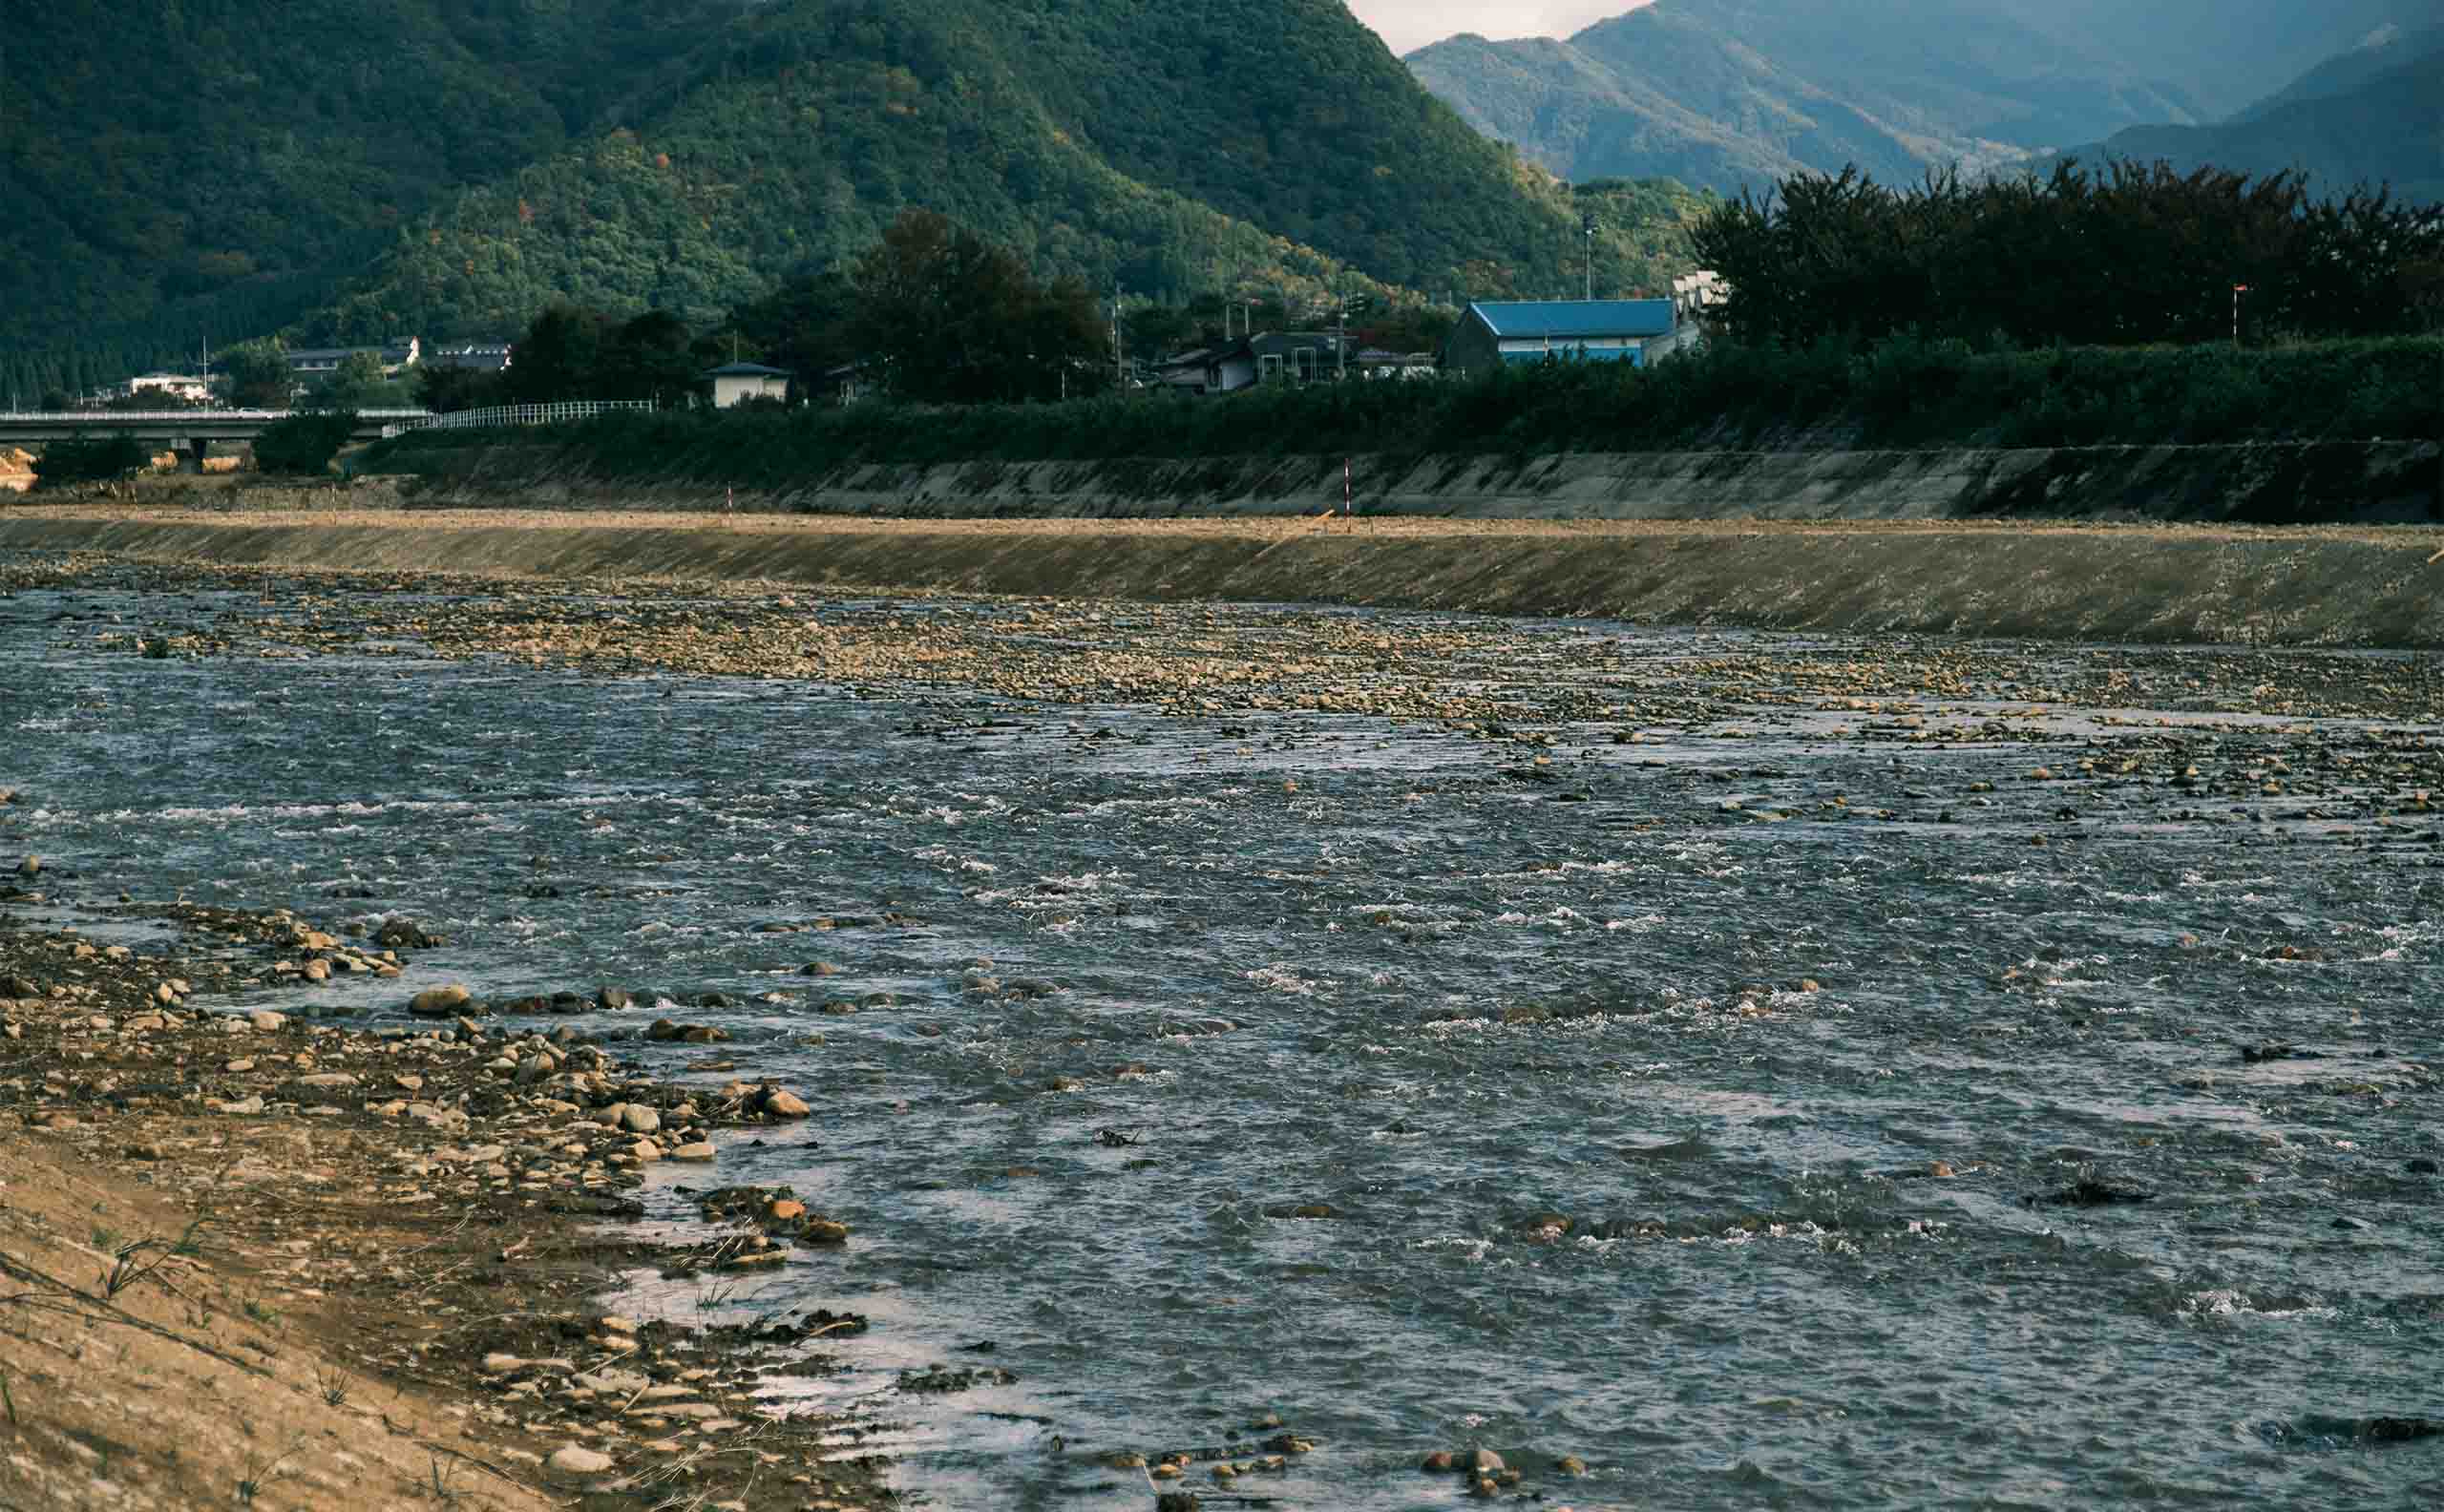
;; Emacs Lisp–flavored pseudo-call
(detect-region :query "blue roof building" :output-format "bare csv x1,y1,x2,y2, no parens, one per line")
1444,299,1686,374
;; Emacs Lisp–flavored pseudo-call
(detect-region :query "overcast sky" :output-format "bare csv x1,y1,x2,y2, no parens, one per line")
1345,1,1645,55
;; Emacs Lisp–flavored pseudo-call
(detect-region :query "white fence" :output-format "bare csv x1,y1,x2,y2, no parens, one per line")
382,399,654,438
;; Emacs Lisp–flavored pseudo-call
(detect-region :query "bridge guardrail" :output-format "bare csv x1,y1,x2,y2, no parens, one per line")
379,400,654,438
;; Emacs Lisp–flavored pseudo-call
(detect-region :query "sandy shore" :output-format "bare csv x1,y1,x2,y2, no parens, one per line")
4,498,2439,648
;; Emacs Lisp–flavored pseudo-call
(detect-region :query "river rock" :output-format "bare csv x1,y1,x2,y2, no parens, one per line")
410,984,474,1017
375,918,437,949
545,1445,614,1478
597,985,630,1010
761,1088,811,1118
248,1010,286,1033
618,1104,662,1134
670,1141,717,1162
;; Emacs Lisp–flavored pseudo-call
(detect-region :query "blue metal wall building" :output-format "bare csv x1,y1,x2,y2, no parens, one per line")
1443,300,1682,374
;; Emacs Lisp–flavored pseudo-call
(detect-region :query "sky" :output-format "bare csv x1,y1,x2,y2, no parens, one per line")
1345,0,1645,55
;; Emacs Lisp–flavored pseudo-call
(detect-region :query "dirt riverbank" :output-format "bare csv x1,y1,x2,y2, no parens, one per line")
2,501,2439,648
0,884,893,1512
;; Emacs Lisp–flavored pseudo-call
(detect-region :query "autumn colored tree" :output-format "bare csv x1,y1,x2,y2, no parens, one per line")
849,211,1111,403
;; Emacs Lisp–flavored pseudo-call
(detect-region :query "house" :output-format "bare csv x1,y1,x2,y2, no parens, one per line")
284,339,421,377
703,361,791,408
1152,346,1228,395
1154,332,1363,396
823,361,875,406
126,372,214,403
1672,271,1727,323
1443,300,1683,375
424,342,515,373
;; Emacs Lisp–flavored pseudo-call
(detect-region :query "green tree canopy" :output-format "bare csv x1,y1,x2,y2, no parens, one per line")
221,340,293,408
1696,158,2444,348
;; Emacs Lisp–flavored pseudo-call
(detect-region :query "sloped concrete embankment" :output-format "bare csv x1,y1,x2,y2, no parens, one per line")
2,513,2439,647
379,440,2442,525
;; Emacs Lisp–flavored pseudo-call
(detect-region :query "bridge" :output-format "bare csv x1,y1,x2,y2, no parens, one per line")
0,410,432,469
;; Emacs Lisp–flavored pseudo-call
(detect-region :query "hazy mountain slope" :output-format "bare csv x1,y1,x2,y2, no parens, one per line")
1402,35,1809,188
1408,0,2203,195
2232,23,2444,122
2051,50,2444,206
1988,0,2431,117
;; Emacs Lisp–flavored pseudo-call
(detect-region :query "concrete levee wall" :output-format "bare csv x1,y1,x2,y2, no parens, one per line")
371,439,2442,527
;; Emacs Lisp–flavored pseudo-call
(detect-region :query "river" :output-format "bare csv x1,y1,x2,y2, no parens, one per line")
2,562,2438,1509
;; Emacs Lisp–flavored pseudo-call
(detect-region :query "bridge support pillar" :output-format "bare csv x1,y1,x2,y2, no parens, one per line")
177,438,212,473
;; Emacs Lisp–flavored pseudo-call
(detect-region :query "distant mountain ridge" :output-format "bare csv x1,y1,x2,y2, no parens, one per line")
2042,32,2444,207
1984,0,2429,117
1407,0,2210,196
2232,23,2444,122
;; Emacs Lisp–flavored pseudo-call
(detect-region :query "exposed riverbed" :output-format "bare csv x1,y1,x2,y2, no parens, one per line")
3,551,2439,1510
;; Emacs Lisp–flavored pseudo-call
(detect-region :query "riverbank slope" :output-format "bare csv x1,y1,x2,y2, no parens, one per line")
371,439,2443,527
3,505,2440,647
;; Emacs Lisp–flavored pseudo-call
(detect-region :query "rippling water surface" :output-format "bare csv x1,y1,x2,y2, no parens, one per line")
3,578,2440,1510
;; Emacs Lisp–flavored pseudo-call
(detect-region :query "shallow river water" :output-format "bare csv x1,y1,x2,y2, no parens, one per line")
3,573,2440,1510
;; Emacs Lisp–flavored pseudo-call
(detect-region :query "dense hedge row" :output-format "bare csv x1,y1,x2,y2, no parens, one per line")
367,335,2443,483
29,433,151,486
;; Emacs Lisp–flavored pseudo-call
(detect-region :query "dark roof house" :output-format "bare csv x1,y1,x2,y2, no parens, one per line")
284,338,421,375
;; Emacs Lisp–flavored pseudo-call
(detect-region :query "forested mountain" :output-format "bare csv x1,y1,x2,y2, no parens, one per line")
0,0,1709,397
1406,0,2207,197
0,0,760,396
2041,35,2444,207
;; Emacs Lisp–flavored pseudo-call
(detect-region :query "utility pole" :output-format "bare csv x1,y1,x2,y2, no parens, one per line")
1584,212,1598,302
1337,296,1348,381
1112,284,1125,390
2232,284,2250,346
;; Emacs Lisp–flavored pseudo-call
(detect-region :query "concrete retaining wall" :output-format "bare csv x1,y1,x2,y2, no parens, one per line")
375,440,2442,526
